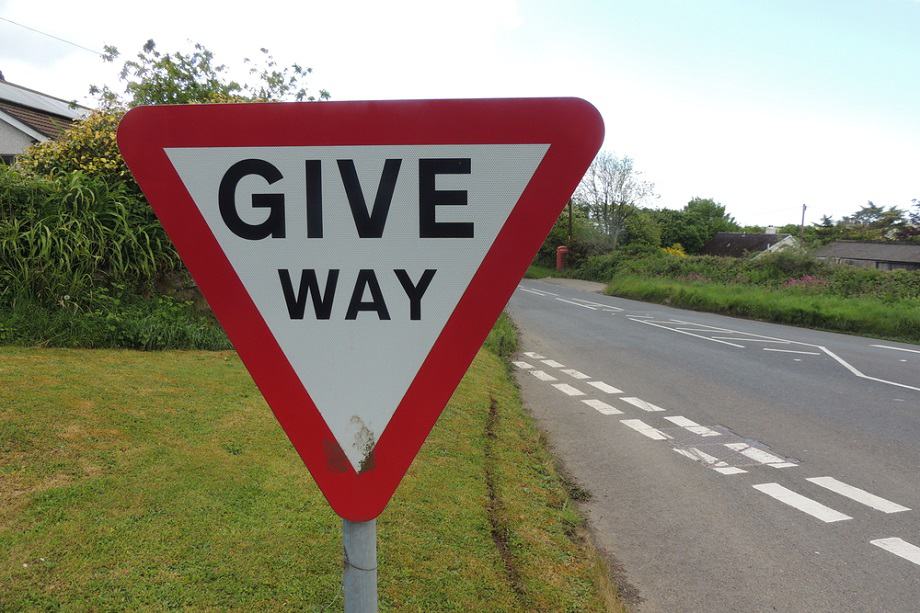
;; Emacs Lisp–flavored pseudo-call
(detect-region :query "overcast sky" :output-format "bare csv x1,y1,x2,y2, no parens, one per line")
1,0,918,226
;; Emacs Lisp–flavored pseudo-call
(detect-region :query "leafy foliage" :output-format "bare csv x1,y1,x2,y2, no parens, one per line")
16,111,131,184
0,166,176,305
92,40,330,109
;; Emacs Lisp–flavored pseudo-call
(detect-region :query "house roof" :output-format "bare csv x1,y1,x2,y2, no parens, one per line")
0,79,90,140
814,241,920,264
0,80,88,119
0,101,73,139
701,232,790,257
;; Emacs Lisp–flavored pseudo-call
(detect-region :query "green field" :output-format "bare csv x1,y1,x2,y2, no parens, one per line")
0,330,620,610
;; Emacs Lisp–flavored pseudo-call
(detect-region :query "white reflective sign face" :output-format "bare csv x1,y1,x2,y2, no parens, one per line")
167,145,547,468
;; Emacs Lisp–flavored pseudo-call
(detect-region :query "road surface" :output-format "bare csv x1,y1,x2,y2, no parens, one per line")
507,277,920,612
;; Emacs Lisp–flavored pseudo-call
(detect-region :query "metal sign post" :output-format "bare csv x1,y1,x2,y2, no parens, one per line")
343,519,377,613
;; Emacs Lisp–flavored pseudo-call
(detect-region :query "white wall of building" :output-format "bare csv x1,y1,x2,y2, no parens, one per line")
0,119,35,157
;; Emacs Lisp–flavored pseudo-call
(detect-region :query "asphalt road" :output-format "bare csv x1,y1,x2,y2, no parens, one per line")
507,277,920,612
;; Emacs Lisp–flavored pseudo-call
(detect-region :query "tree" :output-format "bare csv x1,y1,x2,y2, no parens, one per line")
842,201,906,232
653,197,738,254
576,151,656,248
623,208,661,248
91,40,329,109
20,40,327,186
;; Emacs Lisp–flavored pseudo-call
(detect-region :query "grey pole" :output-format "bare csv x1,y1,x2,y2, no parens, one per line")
343,519,377,613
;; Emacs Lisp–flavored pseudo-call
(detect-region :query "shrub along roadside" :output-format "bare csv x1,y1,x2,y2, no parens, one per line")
608,275,920,344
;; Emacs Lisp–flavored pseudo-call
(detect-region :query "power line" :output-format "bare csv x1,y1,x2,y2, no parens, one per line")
0,16,104,56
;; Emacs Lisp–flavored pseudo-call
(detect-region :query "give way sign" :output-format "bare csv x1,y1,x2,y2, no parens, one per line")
117,98,604,521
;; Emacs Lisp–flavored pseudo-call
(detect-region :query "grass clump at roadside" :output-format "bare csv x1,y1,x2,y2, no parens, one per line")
0,335,620,610
525,263,556,279
608,275,920,343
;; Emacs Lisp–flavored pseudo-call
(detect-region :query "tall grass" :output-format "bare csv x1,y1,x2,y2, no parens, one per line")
608,275,920,343
0,166,178,306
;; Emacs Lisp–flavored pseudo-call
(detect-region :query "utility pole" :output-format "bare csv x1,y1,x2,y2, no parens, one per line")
799,203,807,240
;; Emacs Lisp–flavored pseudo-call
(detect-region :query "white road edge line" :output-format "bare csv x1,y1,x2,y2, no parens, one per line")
561,368,591,380
518,287,550,296
871,344,920,355
523,352,545,359
807,477,910,513
633,316,920,392
582,399,622,415
541,359,566,368
752,483,852,523
664,415,721,437
710,337,790,343
530,370,557,382
621,419,672,440
511,361,533,369
763,348,822,355
631,319,746,348
621,397,666,412
871,538,920,566
586,381,623,394
569,298,624,311
552,383,585,397
556,297,597,309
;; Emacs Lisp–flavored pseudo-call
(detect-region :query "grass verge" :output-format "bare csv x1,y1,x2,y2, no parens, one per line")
525,264,556,279
608,275,920,344
0,327,620,610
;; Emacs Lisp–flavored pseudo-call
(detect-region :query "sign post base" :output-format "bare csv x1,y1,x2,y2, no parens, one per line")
343,518,377,613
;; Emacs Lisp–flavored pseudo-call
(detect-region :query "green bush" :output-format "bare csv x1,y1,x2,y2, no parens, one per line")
0,165,178,305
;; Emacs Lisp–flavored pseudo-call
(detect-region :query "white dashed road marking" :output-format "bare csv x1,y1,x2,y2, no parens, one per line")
586,381,623,394
807,477,910,513
621,419,672,441
561,368,591,380
523,352,545,359
541,359,566,368
582,399,622,415
530,370,557,382
664,415,721,437
725,443,797,468
621,397,666,412
673,447,746,474
714,466,748,475
512,361,533,369
552,383,585,397
753,483,852,523
871,538,920,566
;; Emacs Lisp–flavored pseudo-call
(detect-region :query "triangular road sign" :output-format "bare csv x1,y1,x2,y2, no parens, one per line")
118,98,603,520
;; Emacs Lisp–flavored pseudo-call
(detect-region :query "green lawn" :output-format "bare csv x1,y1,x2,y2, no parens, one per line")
0,339,620,610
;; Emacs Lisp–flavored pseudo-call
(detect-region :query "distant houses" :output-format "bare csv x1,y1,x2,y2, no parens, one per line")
814,241,920,271
0,76,89,164
700,231,799,258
